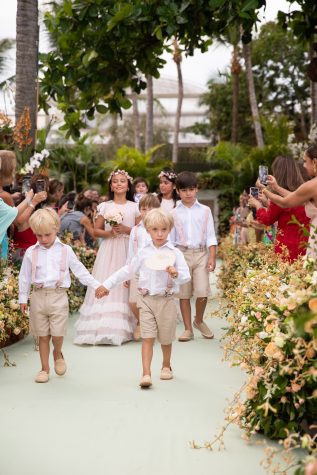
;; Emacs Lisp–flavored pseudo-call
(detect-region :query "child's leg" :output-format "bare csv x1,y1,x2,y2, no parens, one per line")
195,297,208,324
39,336,51,372
161,344,172,369
179,298,192,331
130,302,140,323
141,338,155,376
52,336,64,360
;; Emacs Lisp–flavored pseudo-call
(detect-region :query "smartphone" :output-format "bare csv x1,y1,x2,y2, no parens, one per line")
259,165,268,185
250,187,259,198
22,175,32,194
35,179,46,193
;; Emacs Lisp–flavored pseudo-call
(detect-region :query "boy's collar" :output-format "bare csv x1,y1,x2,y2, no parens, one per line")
35,236,62,249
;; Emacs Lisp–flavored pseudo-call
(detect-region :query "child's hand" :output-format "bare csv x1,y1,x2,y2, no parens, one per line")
20,304,28,314
166,266,178,278
123,281,130,288
95,286,109,298
207,258,216,272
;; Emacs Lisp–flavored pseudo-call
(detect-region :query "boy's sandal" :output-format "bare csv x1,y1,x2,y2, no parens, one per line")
193,319,214,339
54,353,67,376
139,375,152,388
160,367,173,380
35,371,49,383
178,330,194,342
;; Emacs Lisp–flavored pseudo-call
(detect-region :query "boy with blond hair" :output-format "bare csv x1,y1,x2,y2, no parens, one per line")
96,208,190,388
126,193,160,340
19,208,102,383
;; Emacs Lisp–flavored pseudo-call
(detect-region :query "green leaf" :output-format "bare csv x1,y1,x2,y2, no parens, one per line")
96,104,108,114
107,4,134,31
82,50,98,67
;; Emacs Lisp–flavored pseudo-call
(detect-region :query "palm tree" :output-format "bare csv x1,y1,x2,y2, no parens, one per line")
309,42,317,127
15,0,39,147
0,39,15,75
242,41,264,147
172,38,183,164
231,43,241,143
145,74,153,153
132,92,141,151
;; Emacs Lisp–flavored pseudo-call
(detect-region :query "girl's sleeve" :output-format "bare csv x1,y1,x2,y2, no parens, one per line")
256,202,282,225
96,202,107,218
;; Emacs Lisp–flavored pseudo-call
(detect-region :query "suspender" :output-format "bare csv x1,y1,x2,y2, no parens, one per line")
31,245,68,288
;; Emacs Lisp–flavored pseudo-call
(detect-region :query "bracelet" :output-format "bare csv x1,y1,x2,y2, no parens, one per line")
25,197,32,205
28,202,35,209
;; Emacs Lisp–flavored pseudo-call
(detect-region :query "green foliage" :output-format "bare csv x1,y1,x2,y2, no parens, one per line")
40,0,266,137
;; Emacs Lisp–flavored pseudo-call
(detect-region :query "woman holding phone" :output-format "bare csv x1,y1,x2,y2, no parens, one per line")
262,146,317,258
249,155,310,261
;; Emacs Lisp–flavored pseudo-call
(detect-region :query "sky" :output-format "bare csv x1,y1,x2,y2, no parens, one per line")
0,0,297,91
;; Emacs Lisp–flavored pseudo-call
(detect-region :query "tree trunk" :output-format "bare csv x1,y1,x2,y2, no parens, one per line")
15,0,39,148
231,44,240,143
172,40,183,164
132,92,141,151
309,42,317,128
242,42,264,147
145,74,153,154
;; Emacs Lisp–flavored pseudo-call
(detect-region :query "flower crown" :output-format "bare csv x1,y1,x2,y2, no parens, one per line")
108,169,133,183
158,170,177,181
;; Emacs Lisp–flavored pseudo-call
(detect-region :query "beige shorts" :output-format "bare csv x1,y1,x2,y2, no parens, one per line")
30,288,69,337
177,246,210,299
128,274,138,304
137,294,177,345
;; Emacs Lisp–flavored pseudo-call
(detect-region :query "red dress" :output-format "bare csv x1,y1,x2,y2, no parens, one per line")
13,227,37,260
256,202,310,261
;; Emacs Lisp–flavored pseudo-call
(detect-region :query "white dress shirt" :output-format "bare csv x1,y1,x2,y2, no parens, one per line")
19,238,100,303
104,240,190,296
126,222,151,264
170,200,218,248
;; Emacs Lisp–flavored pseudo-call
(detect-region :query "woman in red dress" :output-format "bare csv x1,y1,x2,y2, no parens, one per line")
248,156,310,261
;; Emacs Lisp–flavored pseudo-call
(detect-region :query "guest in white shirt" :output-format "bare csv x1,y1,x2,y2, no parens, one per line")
19,208,102,384
170,171,217,342
126,193,160,341
96,208,190,388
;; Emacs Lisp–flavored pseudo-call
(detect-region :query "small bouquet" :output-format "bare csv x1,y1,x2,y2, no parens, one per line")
104,212,123,226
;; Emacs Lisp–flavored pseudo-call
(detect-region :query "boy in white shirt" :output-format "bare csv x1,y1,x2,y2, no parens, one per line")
19,208,102,383
96,208,190,388
126,194,160,341
170,171,217,342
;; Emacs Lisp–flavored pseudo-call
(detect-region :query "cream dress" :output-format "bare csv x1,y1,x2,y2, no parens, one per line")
74,200,139,345
305,201,317,258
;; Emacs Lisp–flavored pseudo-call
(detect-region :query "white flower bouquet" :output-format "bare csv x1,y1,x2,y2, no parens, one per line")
104,211,123,226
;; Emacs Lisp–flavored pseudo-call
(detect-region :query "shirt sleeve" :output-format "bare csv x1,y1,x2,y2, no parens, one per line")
68,247,100,289
206,209,218,247
0,200,18,243
18,250,32,304
256,202,282,226
103,253,141,290
174,249,191,286
126,227,135,264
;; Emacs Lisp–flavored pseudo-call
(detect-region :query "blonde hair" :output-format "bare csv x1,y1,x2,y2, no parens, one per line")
139,194,160,209
29,208,60,234
0,150,16,185
143,208,174,231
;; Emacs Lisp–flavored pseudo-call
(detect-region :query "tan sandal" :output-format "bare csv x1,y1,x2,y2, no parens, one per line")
139,375,152,388
35,371,49,383
160,367,173,380
54,353,67,376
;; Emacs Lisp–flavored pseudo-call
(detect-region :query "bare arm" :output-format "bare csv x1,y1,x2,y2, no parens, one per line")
266,175,291,197
15,191,47,225
80,215,96,240
263,179,317,208
94,215,114,239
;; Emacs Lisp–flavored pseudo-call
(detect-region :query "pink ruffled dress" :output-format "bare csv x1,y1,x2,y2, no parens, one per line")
305,201,317,258
74,200,139,345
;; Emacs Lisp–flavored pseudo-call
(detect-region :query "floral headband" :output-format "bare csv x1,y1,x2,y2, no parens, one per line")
108,169,133,183
158,170,177,181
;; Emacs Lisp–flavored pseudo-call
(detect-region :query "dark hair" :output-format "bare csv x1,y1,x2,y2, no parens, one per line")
107,174,134,202
175,171,198,189
157,167,179,207
272,155,304,191
48,179,64,195
305,144,317,161
75,197,92,212
0,150,16,186
58,191,77,209
132,177,149,193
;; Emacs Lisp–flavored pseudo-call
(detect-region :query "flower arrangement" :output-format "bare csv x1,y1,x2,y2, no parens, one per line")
13,106,33,166
0,112,14,145
20,149,50,175
217,237,317,474
104,211,123,226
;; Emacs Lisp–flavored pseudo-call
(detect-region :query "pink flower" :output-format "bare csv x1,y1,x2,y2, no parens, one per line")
305,460,317,475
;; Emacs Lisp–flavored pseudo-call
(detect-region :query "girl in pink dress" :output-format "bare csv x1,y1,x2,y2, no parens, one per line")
157,168,179,212
74,170,140,345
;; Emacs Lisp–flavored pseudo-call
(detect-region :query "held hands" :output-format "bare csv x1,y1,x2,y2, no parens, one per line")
112,224,127,235
166,266,178,278
95,285,109,299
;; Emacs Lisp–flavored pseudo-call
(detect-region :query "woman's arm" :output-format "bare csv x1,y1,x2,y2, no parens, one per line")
263,179,316,208
14,191,47,225
80,215,96,240
266,175,291,197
